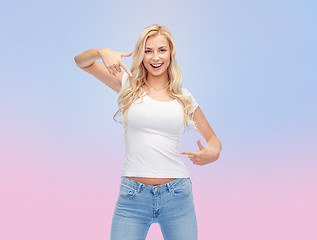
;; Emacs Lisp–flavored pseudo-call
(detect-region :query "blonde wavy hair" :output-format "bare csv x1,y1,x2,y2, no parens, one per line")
113,24,198,132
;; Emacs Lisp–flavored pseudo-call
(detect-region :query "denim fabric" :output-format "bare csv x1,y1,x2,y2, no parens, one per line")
110,176,198,240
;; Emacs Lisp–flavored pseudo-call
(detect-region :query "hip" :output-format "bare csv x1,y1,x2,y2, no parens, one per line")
125,176,176,186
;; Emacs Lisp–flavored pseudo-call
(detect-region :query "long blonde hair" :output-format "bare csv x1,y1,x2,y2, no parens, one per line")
113,24,198,131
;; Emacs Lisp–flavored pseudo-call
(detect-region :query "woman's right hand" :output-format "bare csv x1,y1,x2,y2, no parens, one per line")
98,48,133,77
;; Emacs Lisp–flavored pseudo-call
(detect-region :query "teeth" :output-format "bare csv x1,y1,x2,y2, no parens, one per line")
151,63,162,67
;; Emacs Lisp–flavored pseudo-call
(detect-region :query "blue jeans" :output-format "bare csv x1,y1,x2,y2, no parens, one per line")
110,176,198,240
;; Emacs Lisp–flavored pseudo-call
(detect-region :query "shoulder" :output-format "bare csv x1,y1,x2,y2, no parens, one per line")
121,72,129,86
181,87,199,109
181,87,193,97
181,87,188,93
120,72,130,91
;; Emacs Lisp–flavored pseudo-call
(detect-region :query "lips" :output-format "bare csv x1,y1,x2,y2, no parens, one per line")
150,63,163,69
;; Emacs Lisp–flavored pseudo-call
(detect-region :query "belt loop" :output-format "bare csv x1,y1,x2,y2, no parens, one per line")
166,182,172,193
137,183,143,193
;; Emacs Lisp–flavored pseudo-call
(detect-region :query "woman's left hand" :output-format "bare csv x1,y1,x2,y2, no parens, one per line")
180,139,220,165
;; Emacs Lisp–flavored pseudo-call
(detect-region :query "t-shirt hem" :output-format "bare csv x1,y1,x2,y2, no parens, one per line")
121,173,190,178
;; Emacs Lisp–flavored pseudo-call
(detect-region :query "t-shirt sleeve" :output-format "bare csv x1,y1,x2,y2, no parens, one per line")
182,88,199,114
120,72,129,92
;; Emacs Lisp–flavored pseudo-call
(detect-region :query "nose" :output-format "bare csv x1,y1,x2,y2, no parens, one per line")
152,51,160,61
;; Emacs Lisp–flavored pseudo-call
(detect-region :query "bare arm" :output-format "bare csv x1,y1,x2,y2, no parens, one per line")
181,107,222,165
74,48,133,93
74,48,101,68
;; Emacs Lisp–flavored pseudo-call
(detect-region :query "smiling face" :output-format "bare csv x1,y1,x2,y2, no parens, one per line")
142,34,171,78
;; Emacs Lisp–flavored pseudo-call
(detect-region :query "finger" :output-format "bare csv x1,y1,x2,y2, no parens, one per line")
191,159,199,165
197,139,205,148
181,151,193,155
120,61,133,77
121,51,133,57
190,155,198,160
192,159,201,165
114,64,121,74
187,153,195,158
105,65,114,76
109,66,118,76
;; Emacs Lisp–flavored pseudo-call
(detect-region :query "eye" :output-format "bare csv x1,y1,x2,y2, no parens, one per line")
160,49,166,52
145,50,151,53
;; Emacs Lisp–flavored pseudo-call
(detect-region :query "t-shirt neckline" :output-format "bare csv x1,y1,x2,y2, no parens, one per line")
141,87,177,103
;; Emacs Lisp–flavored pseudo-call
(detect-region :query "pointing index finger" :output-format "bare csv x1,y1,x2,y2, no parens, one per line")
181,151,193,155
120,61,132,77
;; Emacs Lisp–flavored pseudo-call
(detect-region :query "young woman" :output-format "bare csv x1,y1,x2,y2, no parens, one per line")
74,24,221,240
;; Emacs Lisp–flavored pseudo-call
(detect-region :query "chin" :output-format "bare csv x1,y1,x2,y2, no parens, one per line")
150,71,166,77
148,67,168,75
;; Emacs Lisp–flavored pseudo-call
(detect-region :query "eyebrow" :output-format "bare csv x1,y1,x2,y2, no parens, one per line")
145,46,167,49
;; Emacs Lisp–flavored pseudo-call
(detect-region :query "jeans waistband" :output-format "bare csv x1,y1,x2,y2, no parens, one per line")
120,176,191,193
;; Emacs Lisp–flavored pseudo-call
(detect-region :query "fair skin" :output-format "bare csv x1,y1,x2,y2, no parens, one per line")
74,35,221,186
141,34,222,165
141,34,171,97
128,34,177,184
128,34,222,185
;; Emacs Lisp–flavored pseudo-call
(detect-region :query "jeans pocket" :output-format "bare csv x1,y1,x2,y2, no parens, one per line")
171,178,192,198
119,183,138,199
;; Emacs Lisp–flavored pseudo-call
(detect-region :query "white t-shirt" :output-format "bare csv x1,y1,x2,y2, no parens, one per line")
119,72,199,178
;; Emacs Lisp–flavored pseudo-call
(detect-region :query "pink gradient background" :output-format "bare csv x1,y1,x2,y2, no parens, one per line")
1,0,316,239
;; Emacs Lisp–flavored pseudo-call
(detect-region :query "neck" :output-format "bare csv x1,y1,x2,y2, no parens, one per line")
145,72,169,90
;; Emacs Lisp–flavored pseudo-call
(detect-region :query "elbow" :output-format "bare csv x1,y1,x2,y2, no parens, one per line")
74,55,85,68
74,56,81,67
214,140,222,160
217,142,222,159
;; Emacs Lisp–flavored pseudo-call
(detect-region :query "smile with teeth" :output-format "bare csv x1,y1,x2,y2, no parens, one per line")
151,63,163,68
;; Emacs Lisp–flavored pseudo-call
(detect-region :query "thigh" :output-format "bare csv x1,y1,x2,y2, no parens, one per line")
110,183,152,240
110,213,150,240
159,179,198,240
